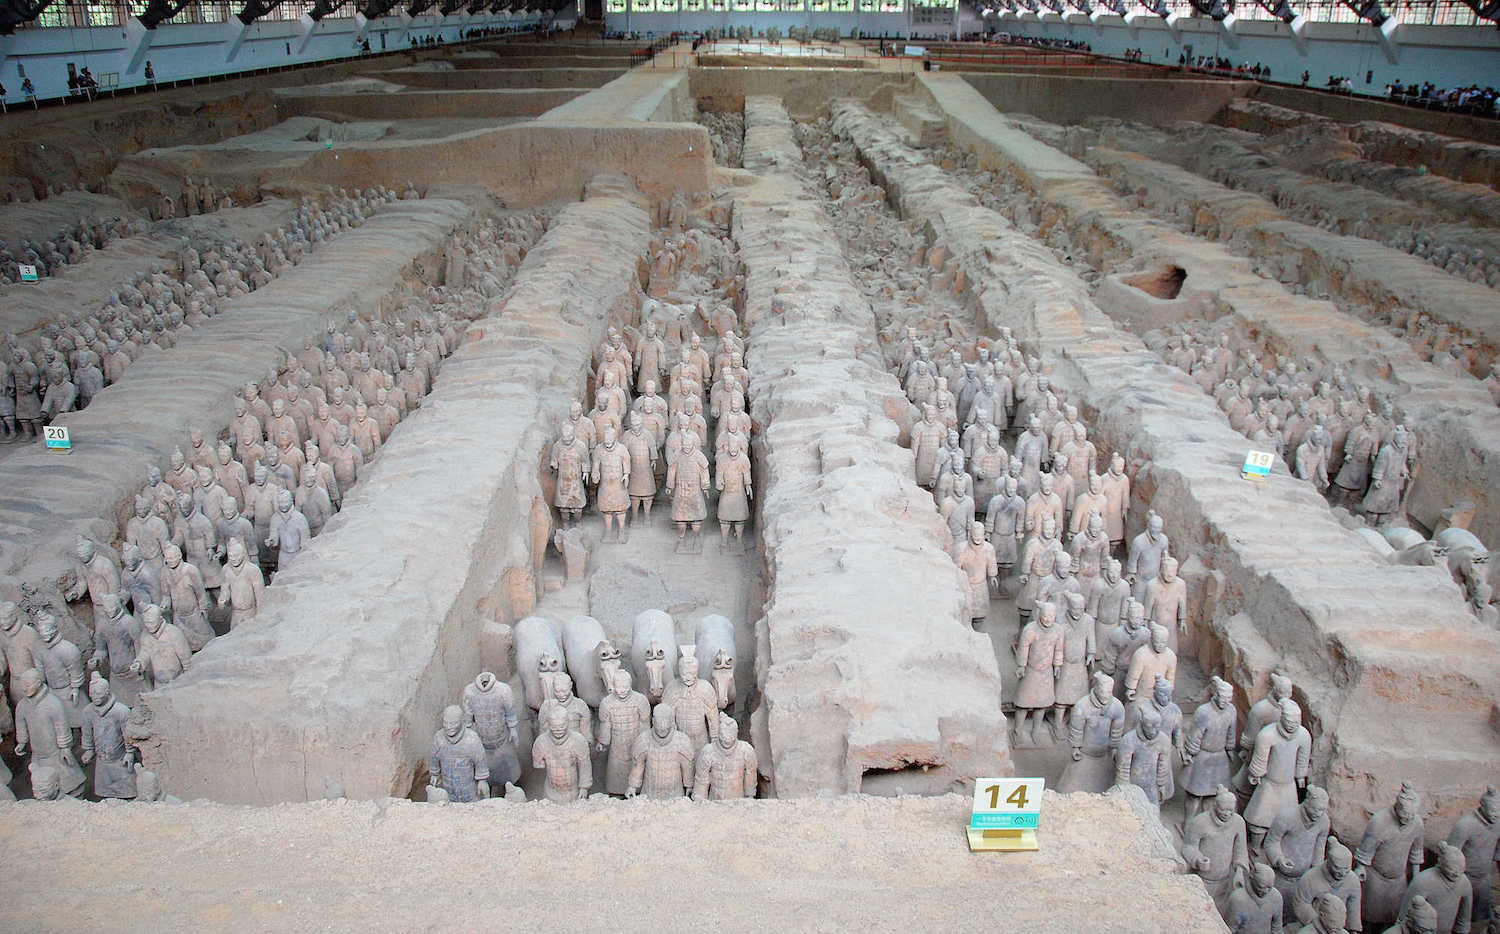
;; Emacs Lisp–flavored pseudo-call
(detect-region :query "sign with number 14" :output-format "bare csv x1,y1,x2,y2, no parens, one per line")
968,777,1043,852
971,777,1042,829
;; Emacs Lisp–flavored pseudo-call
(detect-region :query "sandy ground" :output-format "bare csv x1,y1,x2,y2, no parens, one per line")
0,791,1225,933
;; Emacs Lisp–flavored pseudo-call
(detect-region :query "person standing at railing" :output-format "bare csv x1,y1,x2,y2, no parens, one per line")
144,61,156,89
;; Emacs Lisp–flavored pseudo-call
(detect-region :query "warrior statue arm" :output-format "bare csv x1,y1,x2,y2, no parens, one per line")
741,746,758,797
1067,702,1086,759
691,751,713,801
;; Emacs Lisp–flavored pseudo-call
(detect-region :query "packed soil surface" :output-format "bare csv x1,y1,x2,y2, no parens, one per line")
0,791,1225,932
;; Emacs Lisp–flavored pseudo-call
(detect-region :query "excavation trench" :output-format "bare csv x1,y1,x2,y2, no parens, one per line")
134,176,654,804
0,197,473,650
823,87,1500,841
938,105,1500,543
410,181,770,802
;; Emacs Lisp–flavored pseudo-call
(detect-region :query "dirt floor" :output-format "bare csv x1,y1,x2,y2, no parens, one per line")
0,791,1225,932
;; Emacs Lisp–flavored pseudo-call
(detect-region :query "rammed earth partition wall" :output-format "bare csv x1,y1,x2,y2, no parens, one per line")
738,95,1012,797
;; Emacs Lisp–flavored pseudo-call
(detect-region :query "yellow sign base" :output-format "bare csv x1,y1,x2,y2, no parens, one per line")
967,827,1038,852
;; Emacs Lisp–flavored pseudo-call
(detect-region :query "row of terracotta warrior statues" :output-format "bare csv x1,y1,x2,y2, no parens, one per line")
550,299,753,553
1072,666,1497,934
0,213,548,803
0,190,391,443
429,611,753,805
0,213,143,287
1150,325,1496,625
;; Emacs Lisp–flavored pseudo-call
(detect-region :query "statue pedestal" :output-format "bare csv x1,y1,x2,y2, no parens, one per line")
967,827,1038,852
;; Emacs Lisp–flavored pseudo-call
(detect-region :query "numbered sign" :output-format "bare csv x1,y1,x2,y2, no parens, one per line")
44,425,71,452
968,777,1043,852
971,777,1043,829
18,264,38,282
1241,450,1273,481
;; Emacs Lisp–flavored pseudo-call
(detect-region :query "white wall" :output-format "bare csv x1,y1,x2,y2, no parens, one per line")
0,10,548,101
604,9,958,36
990,15,1500,91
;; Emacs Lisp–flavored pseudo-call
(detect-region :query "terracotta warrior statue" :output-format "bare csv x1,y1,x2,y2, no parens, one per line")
1114,705,1174,807
1233,672,1294,809
1445,785,1499,933
715,437,753,553
1296,424,1330,490
1054,591,1094,715
1013,601,1065,747
531,706,592,804
550,422,589,527
955,521,997,626
1246,699,1313,853
666,433,710,553
1058,671,1124,794
80,672,136,799
460,671,520,789
1264,786,1331,919
627,703,694,799
1398,843,1470,934
67,537,121,631
1124,623,1177,703
596,670,650,796
1143,554,1188,653
538,672,592,747
1390,895,1441,934
1070,509,1111,585
1182,786,1250,916
1293,840,1362,934
216,538,263,630
623,411,658,522
1103,600,1150,698
1362,426,1411,525
591,424,631,543
662,655,718,753
984,476,1025,596
1300,891,1353,934
266,488,311,571
88,594,145,706
130,604,192,687
1126,511,1170,601
15,666,87,796
428,705,489,803
1226,862,1285,934
1088,557,1131,651
1181,676,1238,824
1356,783,1427,930
162,543,215,651
692,712,758,800
34,613,86,728
911,404,945,488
